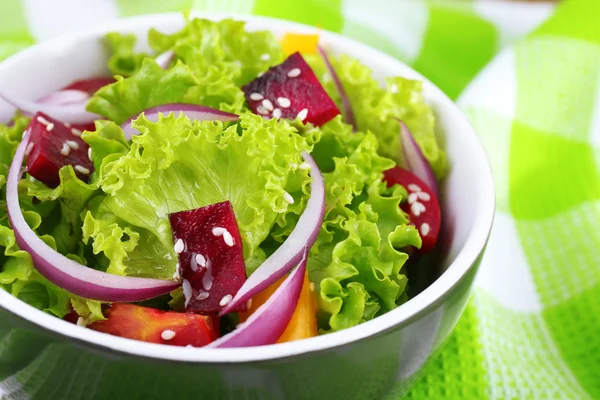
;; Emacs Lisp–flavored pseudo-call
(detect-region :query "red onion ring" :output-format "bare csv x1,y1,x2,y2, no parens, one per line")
36,90,89,105
399,120,439,197
318,45,355,128
120,104,239,139
220,151,324,315
155,50,175,69
6,131,180,302
0,92,100,124
207,249,307,348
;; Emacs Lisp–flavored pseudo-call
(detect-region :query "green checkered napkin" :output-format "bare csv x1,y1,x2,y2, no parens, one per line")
1,0,599,398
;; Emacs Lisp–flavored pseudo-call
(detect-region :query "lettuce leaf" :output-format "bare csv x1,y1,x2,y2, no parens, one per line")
307,54,448,179
105,32,149,77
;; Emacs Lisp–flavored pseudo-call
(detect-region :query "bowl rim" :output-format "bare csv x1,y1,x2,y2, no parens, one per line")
0,12,495,364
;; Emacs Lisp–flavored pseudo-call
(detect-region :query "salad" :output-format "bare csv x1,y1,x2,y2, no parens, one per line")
0,18,447,348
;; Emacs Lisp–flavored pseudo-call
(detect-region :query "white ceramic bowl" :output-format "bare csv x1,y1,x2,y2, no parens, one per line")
0,13,494,400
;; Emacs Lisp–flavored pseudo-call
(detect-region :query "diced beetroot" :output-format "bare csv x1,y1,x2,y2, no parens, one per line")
64,77,115,95
169,201,247,315
26,112,94,188
383,166,441,253
243,52,340,126
88,304,219,347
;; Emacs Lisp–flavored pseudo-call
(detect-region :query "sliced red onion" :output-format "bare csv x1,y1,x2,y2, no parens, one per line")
220,151,324,315
0,92,100,124
36,90,89,105
155,50,175,69
120,104,239,139
6,132,180,302
207,249,307,348
318,45,355,127
399,120,439,197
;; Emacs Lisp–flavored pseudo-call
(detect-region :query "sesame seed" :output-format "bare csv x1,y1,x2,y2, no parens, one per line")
76,317,86,327
272,108,282,119
262,99,274,111
417,191,431,201
260,53,271,61
66,140,79,150
421,223,430,236
408,192,418,204
296,108,308,122
390,83,399,94
212,227,226,236
196,291,209,301
408,184,422,192
277,97,291,108
25,143,34,156
174,238,185,254
173,264,180,280
247,299,253,308
71,128,82,137
410,201,426,217
161,330,176,341
250,92,264,101
183,279,192,306
223,231,234,247
298,162,311,171
287,68,301,78
36,116,50,125
202,270,213,291
88,148,93,161
46,123,54,132
74,165,90,175
256,105,269,115
257,72,265,77
309,282,315,292
195,253,207,268
283,191,294,204
64,122,71,128
60,143,70,156
219,294,233,307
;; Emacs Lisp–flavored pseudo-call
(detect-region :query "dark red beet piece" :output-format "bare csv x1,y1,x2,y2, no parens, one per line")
26,112,94,188
383,166,441,253
243,52,340,126
169,201,247,315
64,77,115,94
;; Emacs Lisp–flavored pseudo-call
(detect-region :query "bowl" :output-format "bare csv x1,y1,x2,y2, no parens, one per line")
0,12,495,400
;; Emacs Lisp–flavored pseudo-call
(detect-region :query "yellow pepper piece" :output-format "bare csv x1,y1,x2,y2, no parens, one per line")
238,271,318,343
281,33,320,56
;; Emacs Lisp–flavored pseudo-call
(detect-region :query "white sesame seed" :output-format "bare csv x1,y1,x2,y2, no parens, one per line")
390,83,399,94
277,97,291,108
183,279,192,306
36,116,50,126
25,143,34,156
64,122,71,128
196,291,209,301
417,191,431,202
173,264,181,280
272,108,282,119
74,165,90,175
260,53,271,61
76,317,86,327
410,201,426,217
46,123,54,132
309,282,315,292
223,231,234,247
296,108,308,122
212,227,226,236
408,192,418,204
219,294,233,307
256,105,269,115
261,99,274,111
174,238,185,254
287,68,301,78
421,223,430,236
88,148,93,161
161,329,176,341
299,162,311,171
71,128,82,137
283,191,294,204
60,143,71,156
202,270,213,291
66,140,79,150
195,253,207,268
249,92,264,101
408,184,422,192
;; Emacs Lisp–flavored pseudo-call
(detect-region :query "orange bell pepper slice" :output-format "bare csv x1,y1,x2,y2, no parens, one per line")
239,271,318,343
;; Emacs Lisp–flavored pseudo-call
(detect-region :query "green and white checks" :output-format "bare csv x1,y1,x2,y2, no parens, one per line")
2,0,599,398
